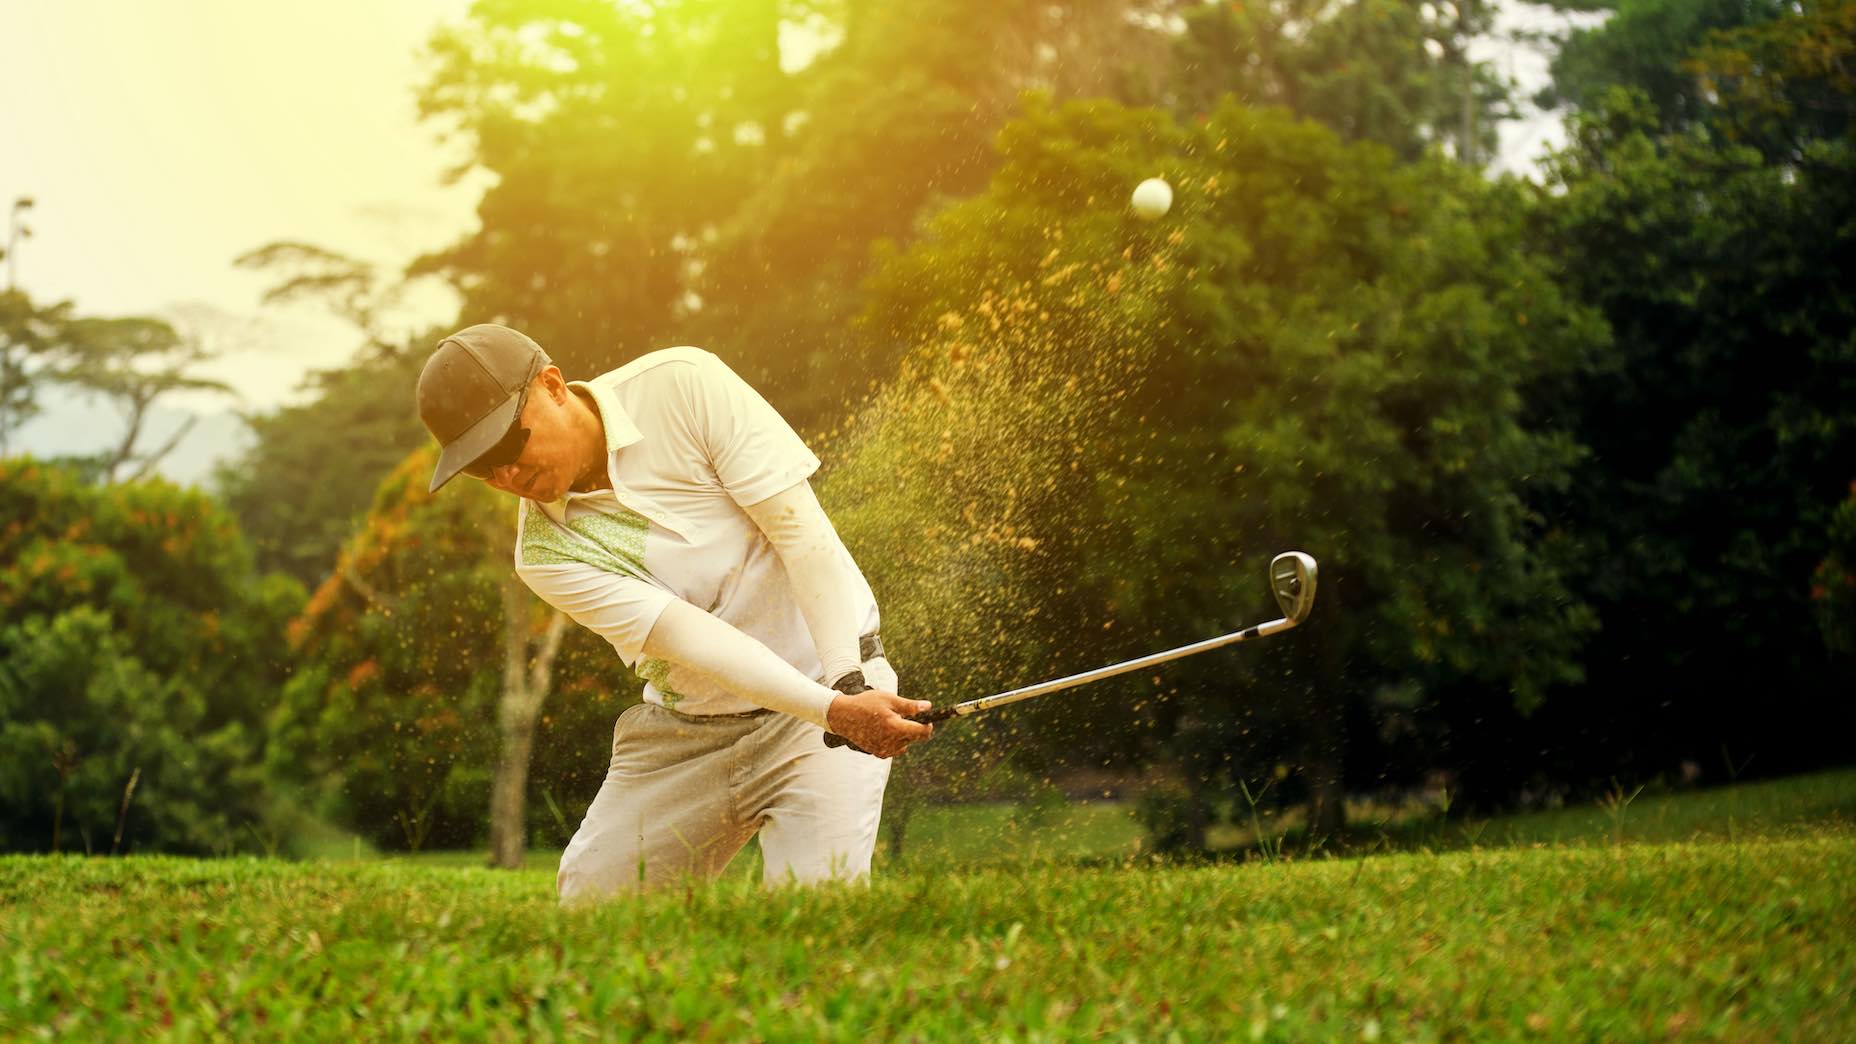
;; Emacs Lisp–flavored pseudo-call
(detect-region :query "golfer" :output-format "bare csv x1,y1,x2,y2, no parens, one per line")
416,324,931,902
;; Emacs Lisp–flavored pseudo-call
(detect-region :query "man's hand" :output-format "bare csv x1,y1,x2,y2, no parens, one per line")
826,688,934,759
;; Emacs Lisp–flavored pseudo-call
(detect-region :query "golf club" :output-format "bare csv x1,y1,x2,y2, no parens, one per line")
826,551,1318,753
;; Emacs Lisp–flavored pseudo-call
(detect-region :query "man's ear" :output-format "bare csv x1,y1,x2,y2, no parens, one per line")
538,365,569,402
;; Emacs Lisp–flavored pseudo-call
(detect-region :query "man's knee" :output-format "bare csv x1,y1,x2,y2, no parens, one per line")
763,845,873,888
556,844,647,906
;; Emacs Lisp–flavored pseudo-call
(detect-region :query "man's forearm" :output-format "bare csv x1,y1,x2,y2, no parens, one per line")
640,597,839,728
742,481,865,684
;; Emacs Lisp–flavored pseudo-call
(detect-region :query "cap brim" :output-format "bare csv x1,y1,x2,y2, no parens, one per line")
429,391,522,492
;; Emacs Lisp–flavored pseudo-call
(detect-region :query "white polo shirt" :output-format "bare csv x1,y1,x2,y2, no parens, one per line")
513,347,880,717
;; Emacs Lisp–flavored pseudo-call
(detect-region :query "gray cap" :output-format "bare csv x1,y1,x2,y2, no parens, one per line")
417,324,551,492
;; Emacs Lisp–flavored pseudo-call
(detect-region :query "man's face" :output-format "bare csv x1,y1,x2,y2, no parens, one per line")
475,368,590,502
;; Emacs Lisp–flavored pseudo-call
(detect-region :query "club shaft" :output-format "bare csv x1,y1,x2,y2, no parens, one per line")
938,616,1299,720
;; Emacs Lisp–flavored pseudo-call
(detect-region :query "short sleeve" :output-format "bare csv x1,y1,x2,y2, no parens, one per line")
682,352,820,507
516,560,676,668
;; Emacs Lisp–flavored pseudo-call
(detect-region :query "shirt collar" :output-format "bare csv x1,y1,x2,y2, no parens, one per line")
569,378,642,453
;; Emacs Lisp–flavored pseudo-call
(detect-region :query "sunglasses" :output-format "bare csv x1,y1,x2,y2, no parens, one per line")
463,385,533,479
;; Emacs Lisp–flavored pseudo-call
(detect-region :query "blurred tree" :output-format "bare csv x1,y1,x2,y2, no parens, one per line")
0,460,300,854
1174,0,1512,166
1537,0,1791,132
0,289,74,455
1522,81,1856,789
687,1,1181,428
1684,0,1856,162
412,0,752,378
56,315,233,484
273,447,633,862
234,241,413,355
855,95,1599,843
216,346,431,585
414,1,1183,432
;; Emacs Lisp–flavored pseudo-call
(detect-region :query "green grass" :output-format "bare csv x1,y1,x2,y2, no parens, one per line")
1425,768,1856,848
1189,767,1856,860
13,770,1846,1037
4,838,1851,1039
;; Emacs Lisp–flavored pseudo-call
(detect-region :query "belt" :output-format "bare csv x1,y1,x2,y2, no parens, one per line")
860,631,885,662
660,703,772,721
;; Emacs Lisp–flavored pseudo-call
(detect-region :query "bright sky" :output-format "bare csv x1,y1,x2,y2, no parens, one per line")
1,0,481,415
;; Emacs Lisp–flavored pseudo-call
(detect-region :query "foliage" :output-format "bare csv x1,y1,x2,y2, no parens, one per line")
1684,0,1856,162
1540,0,1792,131
3,832,1851,1038
0,460,299,854
16,0,1856,861
215,340,432,586
0,288,74,455
414,2,1183,431
1521,83,1856,788
412,0,764,377
852,94,1599,842
270,447,633,852
1174,0,1510,165
685,0,1179,429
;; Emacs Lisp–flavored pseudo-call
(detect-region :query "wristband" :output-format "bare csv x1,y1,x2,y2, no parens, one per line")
830,670,871,695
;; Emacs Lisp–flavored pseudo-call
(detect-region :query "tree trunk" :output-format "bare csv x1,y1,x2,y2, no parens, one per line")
1303,590,1348,844
488,706,539,868
488,579,569,870
111,766,140,855
1303,744,1346,844
1459,53,1478,169
885,803,910,861
50,742,77,854
124,414,197,483
884,760,917,861
104,391,151,483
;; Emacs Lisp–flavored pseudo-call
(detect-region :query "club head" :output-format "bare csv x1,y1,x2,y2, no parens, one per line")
1269,551,1318,625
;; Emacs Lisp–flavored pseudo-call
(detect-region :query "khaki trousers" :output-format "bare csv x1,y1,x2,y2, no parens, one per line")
557,656,897,903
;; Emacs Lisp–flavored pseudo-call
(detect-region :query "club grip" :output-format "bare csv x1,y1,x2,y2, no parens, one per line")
823,704,957,752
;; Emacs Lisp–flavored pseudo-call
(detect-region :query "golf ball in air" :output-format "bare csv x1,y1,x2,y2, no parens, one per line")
1131,177,1173,220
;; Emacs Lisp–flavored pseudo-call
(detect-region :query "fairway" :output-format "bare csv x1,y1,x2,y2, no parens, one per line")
5,833,1851,1039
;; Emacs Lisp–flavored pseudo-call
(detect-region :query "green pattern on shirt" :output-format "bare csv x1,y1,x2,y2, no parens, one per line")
636,657,684,709
520,503,681,704
519,502,649,579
